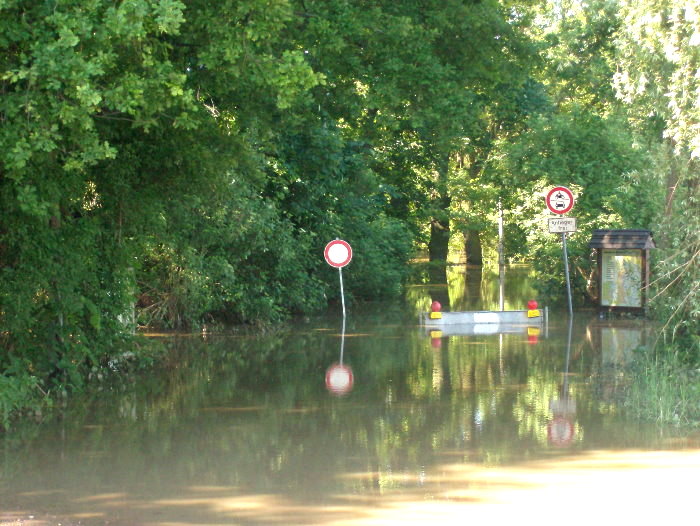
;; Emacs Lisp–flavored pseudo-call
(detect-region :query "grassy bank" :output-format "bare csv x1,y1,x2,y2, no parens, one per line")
623,346,700,426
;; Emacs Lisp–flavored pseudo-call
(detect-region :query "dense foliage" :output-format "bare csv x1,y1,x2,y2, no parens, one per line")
0,0,697,421
613,0,700,356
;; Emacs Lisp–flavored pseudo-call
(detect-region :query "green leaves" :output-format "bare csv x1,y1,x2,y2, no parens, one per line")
272,50,326,109
613,0,700,346
15,185,51,218
0,0,203,414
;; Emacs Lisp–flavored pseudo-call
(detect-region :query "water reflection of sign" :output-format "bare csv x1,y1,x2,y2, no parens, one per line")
550,397,577,415
325,364,353,396
325,318,353,396
527,327,540,344
601,250,642,307
430,330,442,348
548,416,574,447
548,317,576,447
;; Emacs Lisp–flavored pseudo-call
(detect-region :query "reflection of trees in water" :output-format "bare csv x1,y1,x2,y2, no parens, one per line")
426,263,450,311
465,267,483,310
2,309,675,507
407,263,537,314
452,265,537,311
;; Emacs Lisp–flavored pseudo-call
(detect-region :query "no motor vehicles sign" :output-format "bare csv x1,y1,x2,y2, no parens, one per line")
546,187,574,215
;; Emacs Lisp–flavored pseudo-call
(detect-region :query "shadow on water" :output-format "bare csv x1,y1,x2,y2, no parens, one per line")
2,264,699,524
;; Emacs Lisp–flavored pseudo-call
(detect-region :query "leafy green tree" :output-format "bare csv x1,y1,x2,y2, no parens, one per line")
530,0,621,111
497,108,653,304
614,0,700,352
289,0,536,263
483,0,662,305
0,0,422,415
1,0,199,388
0,0,330,398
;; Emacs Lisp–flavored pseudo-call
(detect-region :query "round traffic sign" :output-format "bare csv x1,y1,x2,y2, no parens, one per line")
546,187,574,215
324,239,353,268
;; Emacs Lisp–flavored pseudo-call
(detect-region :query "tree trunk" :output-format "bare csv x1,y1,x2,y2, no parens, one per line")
464,152,484,265
428,155,452,262
465,230,483,265
428,217,450,262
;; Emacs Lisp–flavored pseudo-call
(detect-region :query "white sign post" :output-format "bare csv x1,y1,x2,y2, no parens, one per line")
546,187,575,317
324,242,354,396
324,239,353,318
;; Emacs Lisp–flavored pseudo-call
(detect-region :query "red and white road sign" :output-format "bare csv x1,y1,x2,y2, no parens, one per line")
324,239,353,268
546,187,574,215
325,363,354,395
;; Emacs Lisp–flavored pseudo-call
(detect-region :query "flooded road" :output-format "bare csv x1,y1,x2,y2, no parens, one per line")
2,266,699,525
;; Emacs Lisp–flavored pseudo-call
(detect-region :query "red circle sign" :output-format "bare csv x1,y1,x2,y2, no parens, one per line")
546,187,574,215
324,240,353,268
325,363,354,396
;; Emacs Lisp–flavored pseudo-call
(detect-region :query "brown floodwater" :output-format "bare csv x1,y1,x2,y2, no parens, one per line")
2,266,698,525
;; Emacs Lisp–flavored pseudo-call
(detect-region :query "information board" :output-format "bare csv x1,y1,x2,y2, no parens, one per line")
600,249,643,308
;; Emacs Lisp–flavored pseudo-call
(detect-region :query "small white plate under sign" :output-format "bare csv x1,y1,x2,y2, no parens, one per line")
548,217,577,233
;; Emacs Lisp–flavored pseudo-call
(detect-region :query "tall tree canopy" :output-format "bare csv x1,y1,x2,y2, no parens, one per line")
614,0,699,348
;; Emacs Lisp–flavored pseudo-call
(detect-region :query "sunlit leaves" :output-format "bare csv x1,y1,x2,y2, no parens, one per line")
613,0,700,347
615,0,700,158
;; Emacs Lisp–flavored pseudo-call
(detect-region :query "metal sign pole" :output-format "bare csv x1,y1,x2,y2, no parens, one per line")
498,199,505,311
324,239,352,319
561,232,573,317
339,267,346,319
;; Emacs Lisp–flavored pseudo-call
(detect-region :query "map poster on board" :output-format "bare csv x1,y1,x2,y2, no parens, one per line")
601,249,643,307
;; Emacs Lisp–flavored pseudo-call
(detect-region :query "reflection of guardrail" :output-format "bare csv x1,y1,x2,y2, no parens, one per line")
424,324,543,337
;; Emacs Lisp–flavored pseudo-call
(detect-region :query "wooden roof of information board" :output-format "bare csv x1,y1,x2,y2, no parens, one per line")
588,229,656,250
